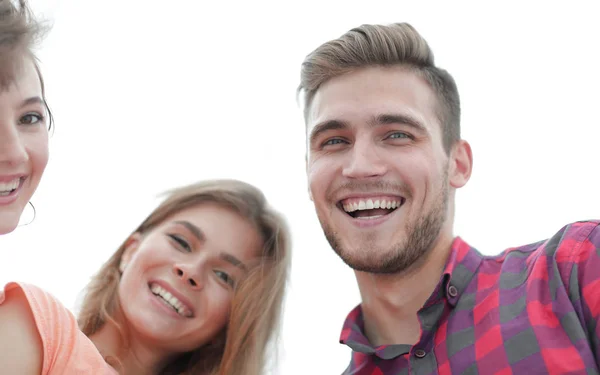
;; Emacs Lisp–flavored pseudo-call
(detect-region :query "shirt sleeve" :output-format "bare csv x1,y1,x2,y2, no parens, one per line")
1,282,78,374
555,221,600,363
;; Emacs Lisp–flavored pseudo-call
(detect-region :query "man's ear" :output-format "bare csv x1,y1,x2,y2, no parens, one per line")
120,233,142,273
449,140,473,189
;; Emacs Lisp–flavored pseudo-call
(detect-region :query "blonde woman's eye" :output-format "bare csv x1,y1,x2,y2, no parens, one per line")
168,234,192,252
215,270,234,287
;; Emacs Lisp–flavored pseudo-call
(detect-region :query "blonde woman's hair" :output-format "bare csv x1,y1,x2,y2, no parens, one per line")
298,22,461,153
77,179,291,375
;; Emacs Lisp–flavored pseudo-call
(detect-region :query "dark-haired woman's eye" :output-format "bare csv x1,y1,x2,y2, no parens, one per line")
19,112,44,126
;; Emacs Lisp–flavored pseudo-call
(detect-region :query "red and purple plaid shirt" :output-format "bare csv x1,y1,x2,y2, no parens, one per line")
340,220,600,375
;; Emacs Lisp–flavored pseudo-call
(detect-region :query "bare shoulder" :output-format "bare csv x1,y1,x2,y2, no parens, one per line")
0,286,43,374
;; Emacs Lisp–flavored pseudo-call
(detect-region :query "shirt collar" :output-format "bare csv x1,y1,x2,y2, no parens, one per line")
339,236,484,353
439,236,483,307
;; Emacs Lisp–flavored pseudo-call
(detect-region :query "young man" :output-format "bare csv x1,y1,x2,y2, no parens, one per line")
298,22,600,374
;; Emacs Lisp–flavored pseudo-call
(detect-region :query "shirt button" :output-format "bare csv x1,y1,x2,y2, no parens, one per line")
448,285,458,297
414,349,426,358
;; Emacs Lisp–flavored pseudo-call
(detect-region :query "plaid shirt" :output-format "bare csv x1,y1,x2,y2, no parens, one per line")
340,220,600,375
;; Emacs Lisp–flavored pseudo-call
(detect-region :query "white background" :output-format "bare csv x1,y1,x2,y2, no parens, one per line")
1,1,599,374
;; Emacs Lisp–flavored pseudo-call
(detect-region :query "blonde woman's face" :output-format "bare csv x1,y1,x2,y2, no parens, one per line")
118,203,262,352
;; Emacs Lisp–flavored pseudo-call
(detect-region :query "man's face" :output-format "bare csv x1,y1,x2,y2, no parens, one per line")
306,66,469,274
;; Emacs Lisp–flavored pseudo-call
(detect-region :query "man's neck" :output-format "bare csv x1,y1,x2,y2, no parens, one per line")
355,232,454,347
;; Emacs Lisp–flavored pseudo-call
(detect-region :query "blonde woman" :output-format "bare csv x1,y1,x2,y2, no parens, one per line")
0,0,52,235
0,179,291,374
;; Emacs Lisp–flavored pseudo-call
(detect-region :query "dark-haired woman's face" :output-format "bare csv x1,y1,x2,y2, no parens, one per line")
0,58,49,234
118,203,262,353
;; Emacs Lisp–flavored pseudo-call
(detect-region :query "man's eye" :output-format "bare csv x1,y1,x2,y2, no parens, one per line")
323,138,347,146
388,132,410,139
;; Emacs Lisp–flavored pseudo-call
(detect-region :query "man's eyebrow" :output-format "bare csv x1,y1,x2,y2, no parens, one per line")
371,113,427,132
308,119,348,145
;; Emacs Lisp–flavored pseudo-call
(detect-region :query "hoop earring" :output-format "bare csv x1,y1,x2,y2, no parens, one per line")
18,201,37,227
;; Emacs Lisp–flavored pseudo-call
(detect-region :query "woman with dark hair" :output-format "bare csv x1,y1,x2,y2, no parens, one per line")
0,0,52,235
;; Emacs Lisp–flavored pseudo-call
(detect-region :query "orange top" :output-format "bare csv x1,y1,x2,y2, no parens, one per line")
0,282,117,375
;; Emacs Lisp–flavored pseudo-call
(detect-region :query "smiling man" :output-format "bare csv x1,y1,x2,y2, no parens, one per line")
298,22,600,374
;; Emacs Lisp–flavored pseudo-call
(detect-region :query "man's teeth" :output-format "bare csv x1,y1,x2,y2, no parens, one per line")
342,199,401,213
0,179,19,195
150,284,192,317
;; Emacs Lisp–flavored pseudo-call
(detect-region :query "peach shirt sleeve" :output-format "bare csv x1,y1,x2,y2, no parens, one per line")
0,282,117,375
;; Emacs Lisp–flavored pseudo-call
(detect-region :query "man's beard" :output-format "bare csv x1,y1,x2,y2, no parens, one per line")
322,181,449,275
